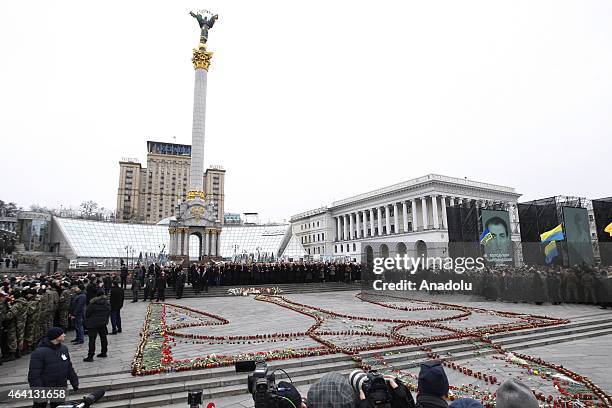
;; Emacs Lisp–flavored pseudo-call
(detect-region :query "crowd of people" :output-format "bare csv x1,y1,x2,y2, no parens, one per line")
393,264,612,307
0,271,124,364
262,360,541,408
0,256,19,269
128,261,362,300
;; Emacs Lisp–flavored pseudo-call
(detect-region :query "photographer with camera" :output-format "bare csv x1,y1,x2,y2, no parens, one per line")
349,370,416,408
236,360,305,408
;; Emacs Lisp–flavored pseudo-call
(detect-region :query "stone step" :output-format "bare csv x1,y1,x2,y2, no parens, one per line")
486,316,612,340
493,321,612,346
5,321,612,408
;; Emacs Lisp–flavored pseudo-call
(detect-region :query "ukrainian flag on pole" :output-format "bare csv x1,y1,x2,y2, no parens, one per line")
540,224,565,243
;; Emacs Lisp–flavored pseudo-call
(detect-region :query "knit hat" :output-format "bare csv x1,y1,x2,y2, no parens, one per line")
277,381,302,408
418,360,449,397
307,372,357,408
450,398,484,408
47,327,64,341
495,379,538,408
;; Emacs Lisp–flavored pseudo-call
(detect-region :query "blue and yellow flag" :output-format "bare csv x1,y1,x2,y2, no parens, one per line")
544,241,558,264
480,228,493,245
540,224,565,243
605,222,612,237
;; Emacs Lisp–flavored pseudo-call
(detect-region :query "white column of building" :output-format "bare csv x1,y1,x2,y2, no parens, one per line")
411,199,418,231
402,201,408,233
432,195,439,229
377,207,383,236
421,197,428,230
362,211,368,237
355,212,361,238
343,215,348,240
336,217,341,241
449,197,455,207
393,203,399,234
440,196,448,229
369,209,375,237
385,205,391,235
204,229,210,255
349,213,354,240
184,231,190,257
216,230,221,256
209,231,215,256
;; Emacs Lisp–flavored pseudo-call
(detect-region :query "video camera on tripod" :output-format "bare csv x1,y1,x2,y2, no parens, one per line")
235,360,300,408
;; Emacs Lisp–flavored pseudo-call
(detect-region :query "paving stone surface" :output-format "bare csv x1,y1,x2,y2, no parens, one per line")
1,290,611,407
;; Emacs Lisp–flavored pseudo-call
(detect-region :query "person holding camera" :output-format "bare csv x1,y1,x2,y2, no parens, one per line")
349,370,416,408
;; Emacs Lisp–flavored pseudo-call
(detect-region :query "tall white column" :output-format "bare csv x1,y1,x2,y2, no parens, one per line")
377,207,383,236
212,231,218,256
336,217,341,241
402,202,408,233
385,205,391,235
184,231,190,257
411,200,418,232
204,230,210,255
369,209,375,237
349,213,354,240
189,66,209,192
343,215,348,240
362,211,368,237
449,197,455,207
440,196,448,229
393,203,399,234
356,212,361,238
421,197,428,230
432,195,439,229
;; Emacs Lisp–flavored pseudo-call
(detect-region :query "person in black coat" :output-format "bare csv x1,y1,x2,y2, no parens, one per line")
69,286,86,344
109,282,124,334
175,269,186,299
83,289,110,362
28,327,79,407
120,265,129,289
156,272,167,302
85,277,98,305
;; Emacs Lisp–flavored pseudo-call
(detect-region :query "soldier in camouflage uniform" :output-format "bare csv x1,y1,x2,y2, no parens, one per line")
3,289,28,361
58,282,72,330
0,293,8,363
48,281,60,328
39,287,52,337
24,289,41,353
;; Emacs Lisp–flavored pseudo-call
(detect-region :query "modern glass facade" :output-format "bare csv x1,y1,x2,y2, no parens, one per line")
52,218,306,262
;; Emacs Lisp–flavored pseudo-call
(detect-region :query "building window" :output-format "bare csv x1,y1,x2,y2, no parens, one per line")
353,243,356,251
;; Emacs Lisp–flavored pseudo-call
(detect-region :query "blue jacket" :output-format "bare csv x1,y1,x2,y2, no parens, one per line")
28,339,79,389
70,292,86,317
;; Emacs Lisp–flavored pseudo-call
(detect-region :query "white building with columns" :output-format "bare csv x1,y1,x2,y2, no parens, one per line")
290,174,522,262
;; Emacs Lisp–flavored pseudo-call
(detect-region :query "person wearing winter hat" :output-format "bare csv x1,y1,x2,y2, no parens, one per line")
417,360,450,408
307,372,358,408
449,398,484,408
495,379,538,408
28,327,79,407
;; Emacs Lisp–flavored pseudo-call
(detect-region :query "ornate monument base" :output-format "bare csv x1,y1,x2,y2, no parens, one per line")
169,193,222,262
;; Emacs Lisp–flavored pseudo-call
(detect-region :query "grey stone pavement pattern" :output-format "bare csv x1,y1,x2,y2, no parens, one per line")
1,290,611,407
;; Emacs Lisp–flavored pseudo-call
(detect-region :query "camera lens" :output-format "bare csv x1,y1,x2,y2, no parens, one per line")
349,369,369,393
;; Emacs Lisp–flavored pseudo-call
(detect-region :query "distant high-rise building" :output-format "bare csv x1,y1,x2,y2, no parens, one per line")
116,141,225,224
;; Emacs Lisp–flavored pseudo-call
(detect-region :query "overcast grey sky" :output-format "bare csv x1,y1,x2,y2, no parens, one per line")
1,1,610,221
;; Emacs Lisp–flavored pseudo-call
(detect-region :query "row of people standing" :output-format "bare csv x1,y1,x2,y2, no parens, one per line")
1,273,125,364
